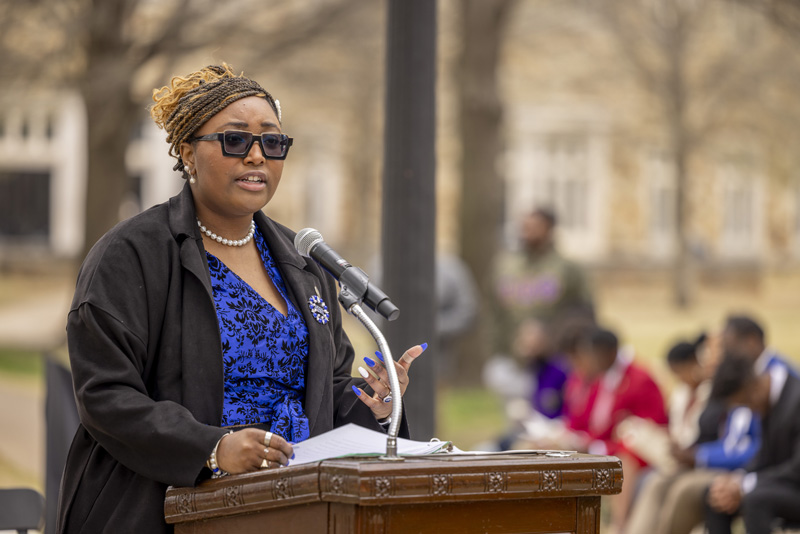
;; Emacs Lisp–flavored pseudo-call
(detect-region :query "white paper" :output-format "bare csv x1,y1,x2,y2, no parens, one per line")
288,423,451,466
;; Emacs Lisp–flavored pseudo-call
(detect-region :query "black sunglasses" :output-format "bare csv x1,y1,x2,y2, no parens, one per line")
191,130,294,159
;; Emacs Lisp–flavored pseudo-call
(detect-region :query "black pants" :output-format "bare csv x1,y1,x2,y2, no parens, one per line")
706,481,800,534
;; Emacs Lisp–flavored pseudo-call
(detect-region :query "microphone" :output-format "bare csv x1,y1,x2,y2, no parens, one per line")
294,228,400,321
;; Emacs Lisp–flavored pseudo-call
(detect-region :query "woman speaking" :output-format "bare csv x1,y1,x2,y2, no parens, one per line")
57,64,424,533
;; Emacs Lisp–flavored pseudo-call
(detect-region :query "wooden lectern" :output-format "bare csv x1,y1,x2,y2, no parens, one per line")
165,453,622,533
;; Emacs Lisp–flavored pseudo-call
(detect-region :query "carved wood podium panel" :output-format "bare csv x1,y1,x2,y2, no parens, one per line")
165,453,622,533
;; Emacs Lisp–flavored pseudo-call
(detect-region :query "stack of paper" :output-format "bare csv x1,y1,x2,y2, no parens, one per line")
289,423,454,466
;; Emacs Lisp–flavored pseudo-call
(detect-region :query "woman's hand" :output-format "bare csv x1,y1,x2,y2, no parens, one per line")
215,428,294,474
351,343,427,420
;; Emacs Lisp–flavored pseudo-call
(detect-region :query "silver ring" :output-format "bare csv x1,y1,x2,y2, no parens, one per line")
264,431,273,446
383,395,393,403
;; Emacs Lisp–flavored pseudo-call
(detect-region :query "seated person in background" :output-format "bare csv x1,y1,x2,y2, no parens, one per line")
482,318,570,450
722,314,796,376
627,314,795,534
689,329,745,469
518,326,668,534
623,333,759,534
561,328,668,459
695,314,797,473
691,313,798,472
617,334,712,473
705,353,800,534
667,334,713,453
514,318,570,419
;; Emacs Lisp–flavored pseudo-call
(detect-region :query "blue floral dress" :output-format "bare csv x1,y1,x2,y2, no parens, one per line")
206,227,310,443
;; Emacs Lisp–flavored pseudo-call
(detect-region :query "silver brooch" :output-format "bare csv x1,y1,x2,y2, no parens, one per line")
308,294,330,325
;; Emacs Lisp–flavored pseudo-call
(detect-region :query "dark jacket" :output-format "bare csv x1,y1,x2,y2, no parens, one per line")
57,184,402,533
748,372,800,487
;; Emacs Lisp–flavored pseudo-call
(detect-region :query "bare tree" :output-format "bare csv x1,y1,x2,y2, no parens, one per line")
2,0,359,260
455,0,516,384
584,0,800,307
731,0,800,33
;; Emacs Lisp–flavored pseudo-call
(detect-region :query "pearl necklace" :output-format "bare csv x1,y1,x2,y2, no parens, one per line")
196,218,256,247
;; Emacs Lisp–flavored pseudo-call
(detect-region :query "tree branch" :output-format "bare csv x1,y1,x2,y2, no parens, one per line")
730,0,800,36
585,1,663,92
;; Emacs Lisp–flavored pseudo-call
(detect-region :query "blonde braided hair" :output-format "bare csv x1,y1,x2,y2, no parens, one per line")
150,64,281,176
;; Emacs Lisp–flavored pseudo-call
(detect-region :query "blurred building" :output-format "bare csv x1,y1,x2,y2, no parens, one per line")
0,91,86,261
493,1,800,277
2,1,800,280
0,90,178,262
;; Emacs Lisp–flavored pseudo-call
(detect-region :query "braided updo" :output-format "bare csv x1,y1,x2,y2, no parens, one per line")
150,63,281,175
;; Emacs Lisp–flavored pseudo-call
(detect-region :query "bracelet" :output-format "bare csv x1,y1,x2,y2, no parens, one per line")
207,431,233,478
378,416,391,427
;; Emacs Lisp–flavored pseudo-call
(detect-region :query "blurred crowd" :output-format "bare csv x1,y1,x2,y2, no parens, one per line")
482,208,800,534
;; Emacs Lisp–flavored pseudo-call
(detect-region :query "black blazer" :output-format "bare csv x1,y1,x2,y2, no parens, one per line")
57,183,406,533
748,372,800,488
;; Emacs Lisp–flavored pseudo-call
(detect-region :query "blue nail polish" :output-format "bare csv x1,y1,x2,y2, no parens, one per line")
364,356,376,367
351,385,361,395
291,453,296,460
421,342,428,351
375,351,384,362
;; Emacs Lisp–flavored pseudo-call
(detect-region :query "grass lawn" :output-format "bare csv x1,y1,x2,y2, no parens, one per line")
437,387,506,450
0,349,43,378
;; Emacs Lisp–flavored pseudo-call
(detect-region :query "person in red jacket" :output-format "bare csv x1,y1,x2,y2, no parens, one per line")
562,327,668,533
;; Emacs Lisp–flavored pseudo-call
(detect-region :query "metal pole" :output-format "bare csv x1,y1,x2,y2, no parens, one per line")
381,0,437,440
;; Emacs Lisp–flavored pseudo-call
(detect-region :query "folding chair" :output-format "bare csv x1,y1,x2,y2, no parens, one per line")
0,488,45,534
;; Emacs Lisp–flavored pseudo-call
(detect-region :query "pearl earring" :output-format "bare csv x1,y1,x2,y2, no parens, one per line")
184,165,196,184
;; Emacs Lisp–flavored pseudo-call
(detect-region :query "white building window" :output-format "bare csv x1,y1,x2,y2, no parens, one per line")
535,135,589,232
644,150,677,260
505,107,610,261
718,157,763,259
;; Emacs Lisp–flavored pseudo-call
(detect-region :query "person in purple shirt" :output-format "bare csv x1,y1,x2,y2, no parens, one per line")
516,318,570,418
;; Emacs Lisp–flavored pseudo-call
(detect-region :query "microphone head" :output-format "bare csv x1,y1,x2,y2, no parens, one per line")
294,227,324,257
